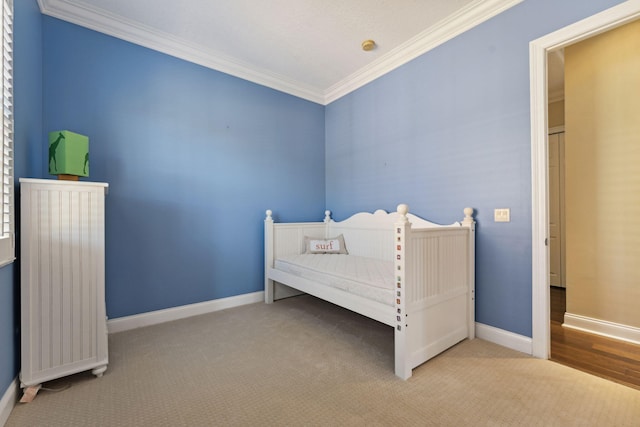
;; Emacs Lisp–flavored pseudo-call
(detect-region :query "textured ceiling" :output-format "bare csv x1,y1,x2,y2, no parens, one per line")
38,0,523,104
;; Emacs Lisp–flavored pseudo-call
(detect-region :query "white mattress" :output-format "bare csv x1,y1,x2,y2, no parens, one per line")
274,254,394,306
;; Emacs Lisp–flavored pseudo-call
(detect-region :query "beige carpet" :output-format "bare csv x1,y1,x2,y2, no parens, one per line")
6,295,640,426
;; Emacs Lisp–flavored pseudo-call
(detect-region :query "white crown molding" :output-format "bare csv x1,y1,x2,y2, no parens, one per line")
548,125,565,134
38,0,325,104
324,0,524,104
39,0,522,105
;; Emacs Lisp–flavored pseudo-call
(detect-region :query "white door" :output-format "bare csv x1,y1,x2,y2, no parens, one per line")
548,131,566,288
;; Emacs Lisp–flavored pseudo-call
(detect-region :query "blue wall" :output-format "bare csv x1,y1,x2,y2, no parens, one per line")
1,0,43,397
42,17,326,319
325,0,624,337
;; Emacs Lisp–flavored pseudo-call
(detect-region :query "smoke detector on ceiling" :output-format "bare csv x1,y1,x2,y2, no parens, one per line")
361,40,376,51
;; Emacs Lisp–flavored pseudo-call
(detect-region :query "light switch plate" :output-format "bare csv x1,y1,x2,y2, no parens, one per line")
494,208,510,222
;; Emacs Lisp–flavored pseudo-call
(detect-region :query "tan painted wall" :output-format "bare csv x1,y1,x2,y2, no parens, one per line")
564,19,640,328
548,100,564,128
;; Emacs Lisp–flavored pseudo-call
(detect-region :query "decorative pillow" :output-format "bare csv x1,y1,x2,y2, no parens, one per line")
304,234,348,254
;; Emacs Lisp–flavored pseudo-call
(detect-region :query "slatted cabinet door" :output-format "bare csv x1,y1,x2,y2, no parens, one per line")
20,178,109,388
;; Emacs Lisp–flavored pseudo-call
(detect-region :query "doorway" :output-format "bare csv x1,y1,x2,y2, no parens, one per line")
547,127,564,289
542,15,640,390
529,1,640,359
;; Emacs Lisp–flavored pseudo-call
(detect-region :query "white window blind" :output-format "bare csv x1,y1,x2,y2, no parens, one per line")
0,0,13,267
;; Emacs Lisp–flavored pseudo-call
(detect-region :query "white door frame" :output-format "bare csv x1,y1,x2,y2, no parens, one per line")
529,0,640,359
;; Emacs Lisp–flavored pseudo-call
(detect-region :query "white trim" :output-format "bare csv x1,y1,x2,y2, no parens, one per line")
38,0,522,105
0,378,18,427
475,322,532,355
529,0,640,360
563,313,640,345
37,0,325,104
107,291,264,334
0,256,15,269
547,90,565,104
0,0,15,268
324,0,523,104
548,126,565,135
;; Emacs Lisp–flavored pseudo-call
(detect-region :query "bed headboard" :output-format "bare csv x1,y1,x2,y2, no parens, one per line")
325,204,469,261
265,205,474,262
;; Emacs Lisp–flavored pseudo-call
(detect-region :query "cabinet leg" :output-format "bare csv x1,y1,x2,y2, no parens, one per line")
92,365,107,378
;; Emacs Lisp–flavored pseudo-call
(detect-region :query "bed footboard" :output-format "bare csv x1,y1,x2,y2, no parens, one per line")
393,206,475,379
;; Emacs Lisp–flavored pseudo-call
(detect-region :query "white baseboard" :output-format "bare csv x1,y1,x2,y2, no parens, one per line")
563,312,640,345
475,322,533,355
107,291,265,334
0,378,18,427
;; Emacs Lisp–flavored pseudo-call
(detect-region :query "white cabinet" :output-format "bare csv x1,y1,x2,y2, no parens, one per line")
19,178,109,388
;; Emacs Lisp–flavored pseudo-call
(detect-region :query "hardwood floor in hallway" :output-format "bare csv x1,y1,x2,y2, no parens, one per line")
550,286,640,390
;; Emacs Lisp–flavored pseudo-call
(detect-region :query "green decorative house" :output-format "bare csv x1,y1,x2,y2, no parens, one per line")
48,130,89,177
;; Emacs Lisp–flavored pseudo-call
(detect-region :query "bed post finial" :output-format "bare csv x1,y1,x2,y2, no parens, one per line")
462,207,474,227
324,210,332,223
265,210,273,221
397,204,409,223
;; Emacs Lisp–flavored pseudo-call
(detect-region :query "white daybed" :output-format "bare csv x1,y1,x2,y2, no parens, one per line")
264,204,475,380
